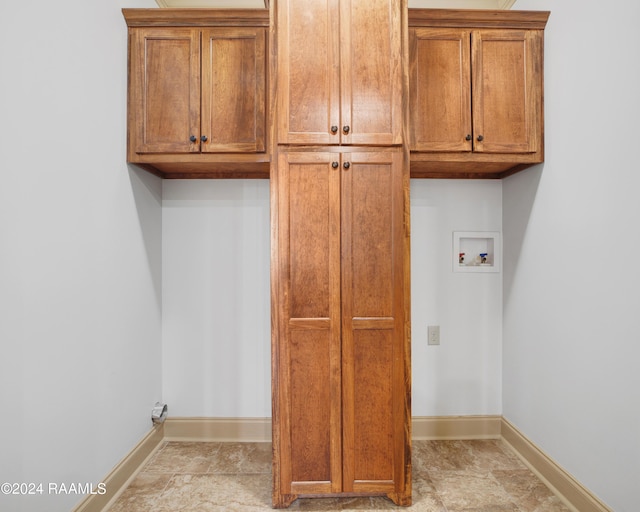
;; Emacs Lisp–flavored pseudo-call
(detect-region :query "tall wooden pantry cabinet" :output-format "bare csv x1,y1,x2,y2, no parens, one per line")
271,0,411,508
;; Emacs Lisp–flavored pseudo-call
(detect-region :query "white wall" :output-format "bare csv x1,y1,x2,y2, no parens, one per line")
162,179,503,418
503,1,640,510
0,1,161,511
411,180,502,416
162,180,271,417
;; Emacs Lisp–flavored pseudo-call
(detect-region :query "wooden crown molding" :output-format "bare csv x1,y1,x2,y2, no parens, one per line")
156,0,268,7
123,8,269,27
409,8,549,28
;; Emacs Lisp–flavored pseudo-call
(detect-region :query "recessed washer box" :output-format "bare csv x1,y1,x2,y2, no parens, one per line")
453,231,501,273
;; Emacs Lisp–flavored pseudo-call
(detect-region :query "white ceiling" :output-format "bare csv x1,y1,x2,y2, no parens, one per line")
156,0,516,9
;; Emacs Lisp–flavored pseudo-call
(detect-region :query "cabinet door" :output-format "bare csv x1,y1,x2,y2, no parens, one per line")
201,28,266,153
277,0,403,146
273,150,410,506
130,28,200,154
341,0,404,145
472,30,539,154
277,0,340,144
341,150,410,502
409,28,471,152
273,151,343,502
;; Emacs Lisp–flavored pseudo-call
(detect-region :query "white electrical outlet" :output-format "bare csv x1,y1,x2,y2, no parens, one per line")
428,325,440,346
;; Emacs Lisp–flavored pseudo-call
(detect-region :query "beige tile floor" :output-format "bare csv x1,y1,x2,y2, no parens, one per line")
107,440,571,511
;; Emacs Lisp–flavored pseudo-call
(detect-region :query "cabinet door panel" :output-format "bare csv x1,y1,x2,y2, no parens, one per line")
351,328,394,486
201,28,266,153
410,28,471,152
277,0,340,144
472,30,538,153
341,151,407,494
131,28,200,154
289,329,332,485
274,152,342,496
343,0,403,145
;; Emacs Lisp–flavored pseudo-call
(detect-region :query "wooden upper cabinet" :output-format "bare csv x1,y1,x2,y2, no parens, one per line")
277,0,404,146
411,27,539,154
131,27,265,154
123,9,269,178
408,9,549,178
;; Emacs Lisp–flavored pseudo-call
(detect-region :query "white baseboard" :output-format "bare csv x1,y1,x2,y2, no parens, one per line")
412,415,501,440
164,417,272,442
163,415,503,442
84,416,612,512
501,417,612,512
72,424,164,512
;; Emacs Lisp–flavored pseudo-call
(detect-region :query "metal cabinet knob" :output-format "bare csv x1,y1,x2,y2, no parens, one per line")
332,161,339,169
331,126,338,134
190,135,197,143
201,135,208,142
343,125,350,134
477,135,484,142
465,134,472,141
343,162,351,170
